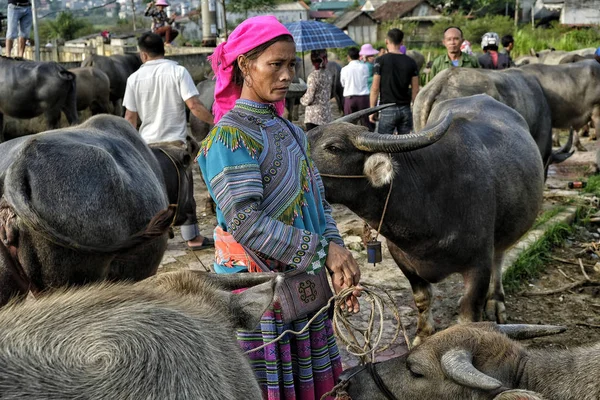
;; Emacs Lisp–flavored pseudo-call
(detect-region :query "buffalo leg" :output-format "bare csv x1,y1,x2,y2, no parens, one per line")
0,112,4,143
485,251,507,324
552,129,561,147
459,263,491,324
387,240,434,345
44,109,62,130
591,105,600,140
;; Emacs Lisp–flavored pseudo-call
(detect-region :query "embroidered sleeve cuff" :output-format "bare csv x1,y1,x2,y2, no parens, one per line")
304,236,329,275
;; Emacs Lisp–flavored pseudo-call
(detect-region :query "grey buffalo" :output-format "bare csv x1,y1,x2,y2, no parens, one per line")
81,54,142,115
521,60,600,145
413,67,573,177
189,79,216,142
0,115,175,307
0,269,279,399
69,66,112,115
308,95,544,344
0,57,78,142
338,322,599,400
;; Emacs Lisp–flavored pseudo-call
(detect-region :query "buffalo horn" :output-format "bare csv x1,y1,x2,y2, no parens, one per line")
497,324,567,340
441,349,503,391
331,103,396,124
351,112,452,153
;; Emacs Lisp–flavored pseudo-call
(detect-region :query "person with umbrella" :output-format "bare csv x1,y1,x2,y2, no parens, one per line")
198,16,362,400
300,49,333,131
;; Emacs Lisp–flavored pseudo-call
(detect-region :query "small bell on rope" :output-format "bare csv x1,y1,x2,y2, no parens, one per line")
367,240,382,265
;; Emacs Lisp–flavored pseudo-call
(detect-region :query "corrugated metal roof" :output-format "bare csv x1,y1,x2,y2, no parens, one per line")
334,10,368,29
311,1,366,11
309,10,336,19
371,0,424,22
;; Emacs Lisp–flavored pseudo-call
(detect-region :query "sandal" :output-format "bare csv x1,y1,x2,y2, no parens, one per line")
188,236,214,251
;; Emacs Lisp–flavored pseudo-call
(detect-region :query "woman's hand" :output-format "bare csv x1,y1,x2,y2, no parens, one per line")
326,242,363,313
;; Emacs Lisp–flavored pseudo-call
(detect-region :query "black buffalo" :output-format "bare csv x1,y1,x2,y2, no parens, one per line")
308,96,544,344
0,115,175,307
0,57,78,142
81,54,142,115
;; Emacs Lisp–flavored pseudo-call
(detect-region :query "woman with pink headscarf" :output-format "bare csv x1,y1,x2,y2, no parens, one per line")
197,16,362,399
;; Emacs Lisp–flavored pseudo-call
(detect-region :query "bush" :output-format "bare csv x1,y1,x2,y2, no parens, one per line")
512,22,600,56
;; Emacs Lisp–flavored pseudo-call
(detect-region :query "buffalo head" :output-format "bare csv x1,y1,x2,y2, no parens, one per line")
307,106,451,205
338,322,565,400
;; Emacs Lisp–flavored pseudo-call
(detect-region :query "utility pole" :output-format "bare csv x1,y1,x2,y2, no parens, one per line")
201,0,217,46
31,0,40,60
131,0,136,31
514,0,519,27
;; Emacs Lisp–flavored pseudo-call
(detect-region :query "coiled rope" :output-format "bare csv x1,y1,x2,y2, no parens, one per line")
245,283,411,364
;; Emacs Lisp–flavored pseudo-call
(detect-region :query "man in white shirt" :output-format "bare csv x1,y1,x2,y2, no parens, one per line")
340,47,373,130
123,32,215,251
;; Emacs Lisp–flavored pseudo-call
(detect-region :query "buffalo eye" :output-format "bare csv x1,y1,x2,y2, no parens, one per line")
325,144,341,153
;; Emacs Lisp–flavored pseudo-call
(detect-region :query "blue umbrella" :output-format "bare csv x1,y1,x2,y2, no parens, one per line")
284,20,357,52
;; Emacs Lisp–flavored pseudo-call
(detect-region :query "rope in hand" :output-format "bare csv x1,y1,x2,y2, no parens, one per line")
245,284,411,363
332,283,410,364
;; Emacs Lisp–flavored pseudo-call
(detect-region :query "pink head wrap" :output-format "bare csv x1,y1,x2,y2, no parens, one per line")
209,16,293,123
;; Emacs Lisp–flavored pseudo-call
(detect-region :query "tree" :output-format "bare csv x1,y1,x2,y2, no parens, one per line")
225,0,276,18
43,12,91,41
429,0,515,16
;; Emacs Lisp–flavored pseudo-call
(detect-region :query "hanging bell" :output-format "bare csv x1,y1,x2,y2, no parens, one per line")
367,240,382,265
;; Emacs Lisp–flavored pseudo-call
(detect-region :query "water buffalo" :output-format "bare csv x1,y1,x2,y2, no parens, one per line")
0,269,279,398
81,54,142,115
68,66,111,115
337,322,600,400
0,57,78,142
189,79,216,143
0,115,175,307
521,60,600,145
406,49,425,71
413,67,572,177
308,95,544,344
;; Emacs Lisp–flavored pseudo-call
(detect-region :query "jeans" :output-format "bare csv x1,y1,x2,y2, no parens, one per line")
377,105,413,135
6,3,32,40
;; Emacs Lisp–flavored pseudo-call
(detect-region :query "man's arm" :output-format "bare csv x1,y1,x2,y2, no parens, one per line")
411,75,419,103
369,74,381,124
185,96,214,125
370,74,380,108
125,109,138,129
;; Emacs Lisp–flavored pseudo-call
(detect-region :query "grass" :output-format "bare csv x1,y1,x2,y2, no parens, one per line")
503,222,574,293
583,175,600,197
533,206,567,229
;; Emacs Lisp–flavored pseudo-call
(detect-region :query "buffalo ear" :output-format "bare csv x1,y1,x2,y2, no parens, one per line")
226,275,282,330
493,389,547,400
363,153,395,188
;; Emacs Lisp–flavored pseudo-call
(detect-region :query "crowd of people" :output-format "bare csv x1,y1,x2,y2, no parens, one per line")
327,26,520,135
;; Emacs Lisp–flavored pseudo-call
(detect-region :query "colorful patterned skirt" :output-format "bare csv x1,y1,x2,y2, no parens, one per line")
238,302,342,400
